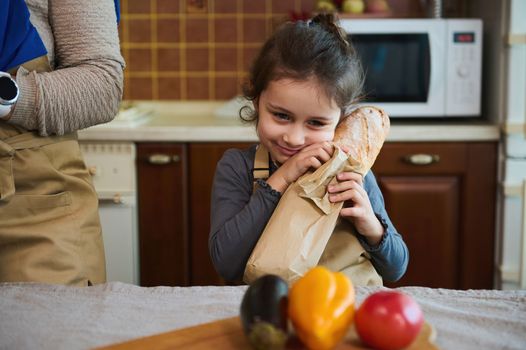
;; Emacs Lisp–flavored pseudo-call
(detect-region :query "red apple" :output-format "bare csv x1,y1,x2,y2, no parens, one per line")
355,291,424,350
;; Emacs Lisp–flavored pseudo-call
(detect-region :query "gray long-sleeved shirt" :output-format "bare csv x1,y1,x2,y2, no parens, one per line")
209,144,409,283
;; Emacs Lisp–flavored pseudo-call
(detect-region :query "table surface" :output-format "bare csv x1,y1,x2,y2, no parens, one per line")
1,282,525,350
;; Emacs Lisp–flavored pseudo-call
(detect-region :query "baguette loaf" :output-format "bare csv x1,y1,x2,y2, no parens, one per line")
333,106,390,175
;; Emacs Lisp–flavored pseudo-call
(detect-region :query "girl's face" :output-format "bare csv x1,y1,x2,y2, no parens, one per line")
256,77,341,165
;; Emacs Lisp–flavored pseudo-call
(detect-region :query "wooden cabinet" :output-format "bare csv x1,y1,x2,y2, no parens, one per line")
136,143,189,286
137,141,498,289
372,142,498,289
187,143,251,286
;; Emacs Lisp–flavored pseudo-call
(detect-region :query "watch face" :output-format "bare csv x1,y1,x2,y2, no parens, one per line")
0,76,18,104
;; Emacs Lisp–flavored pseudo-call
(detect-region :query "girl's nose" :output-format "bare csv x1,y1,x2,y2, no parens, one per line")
283,126,305,147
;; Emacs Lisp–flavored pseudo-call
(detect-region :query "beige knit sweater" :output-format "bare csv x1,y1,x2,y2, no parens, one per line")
8,0,125,136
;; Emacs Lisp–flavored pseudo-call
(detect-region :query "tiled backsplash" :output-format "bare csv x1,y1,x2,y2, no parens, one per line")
120,0,316,100
119,0,467,101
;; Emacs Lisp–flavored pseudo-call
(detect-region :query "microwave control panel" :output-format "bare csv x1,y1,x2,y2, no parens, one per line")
445,19,482,116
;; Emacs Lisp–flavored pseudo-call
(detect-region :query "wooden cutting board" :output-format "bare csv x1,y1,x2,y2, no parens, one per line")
98,316,438,350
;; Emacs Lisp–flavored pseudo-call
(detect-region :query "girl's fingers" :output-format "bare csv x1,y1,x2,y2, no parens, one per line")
329,188,363,203
351,182,368,197
328,173,366,194
328,180,360,194
336,171,363,185
298,142,333,163
304,141,333,155
318,148,333,163
312,142,333,160
307,156,323,170
306,143,333,165
341,206,364,218
322,141,335,155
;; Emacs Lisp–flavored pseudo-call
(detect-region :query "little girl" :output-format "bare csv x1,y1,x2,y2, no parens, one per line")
209,14,408,283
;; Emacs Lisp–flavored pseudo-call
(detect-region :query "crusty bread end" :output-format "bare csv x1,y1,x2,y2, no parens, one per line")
333,106,390,173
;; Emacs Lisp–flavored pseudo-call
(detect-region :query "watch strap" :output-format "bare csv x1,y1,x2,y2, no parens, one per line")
0,104,14,120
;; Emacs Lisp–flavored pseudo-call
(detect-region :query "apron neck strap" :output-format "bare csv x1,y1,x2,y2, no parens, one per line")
253,144,270,181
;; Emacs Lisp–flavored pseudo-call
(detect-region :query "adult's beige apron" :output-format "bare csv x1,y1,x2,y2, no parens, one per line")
251,144,382,286
0,122,106,286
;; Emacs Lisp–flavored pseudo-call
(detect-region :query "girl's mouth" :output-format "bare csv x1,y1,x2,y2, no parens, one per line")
276,144,301,157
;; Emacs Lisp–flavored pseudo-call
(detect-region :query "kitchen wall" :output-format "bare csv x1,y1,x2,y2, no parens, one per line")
119,0,317,100
119,0,468,101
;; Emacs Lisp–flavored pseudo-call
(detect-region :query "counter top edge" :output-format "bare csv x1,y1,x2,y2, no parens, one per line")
78,124,500,142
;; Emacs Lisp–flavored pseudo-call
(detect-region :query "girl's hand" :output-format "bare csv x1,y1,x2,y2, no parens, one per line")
328,172,385,246
267,141,334,193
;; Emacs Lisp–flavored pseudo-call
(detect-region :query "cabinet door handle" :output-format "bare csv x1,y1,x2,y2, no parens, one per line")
404,154,440,165
87,166,98,176
148,154,172,165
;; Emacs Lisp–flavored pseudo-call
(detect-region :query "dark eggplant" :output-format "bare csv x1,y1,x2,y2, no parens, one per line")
240,274,289,350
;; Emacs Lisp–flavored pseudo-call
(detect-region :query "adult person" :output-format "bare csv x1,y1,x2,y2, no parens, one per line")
0,0,125,285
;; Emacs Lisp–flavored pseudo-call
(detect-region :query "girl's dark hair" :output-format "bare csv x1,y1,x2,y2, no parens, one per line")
241,13,364,123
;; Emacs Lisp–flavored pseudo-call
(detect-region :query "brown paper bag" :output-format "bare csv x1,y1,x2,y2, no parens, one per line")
244,147,381,284
319,218,382,286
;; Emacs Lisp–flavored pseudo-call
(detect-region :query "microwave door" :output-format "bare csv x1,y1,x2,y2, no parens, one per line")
351,33,445,117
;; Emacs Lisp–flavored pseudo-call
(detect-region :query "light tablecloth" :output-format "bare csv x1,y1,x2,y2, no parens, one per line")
0,282,525,349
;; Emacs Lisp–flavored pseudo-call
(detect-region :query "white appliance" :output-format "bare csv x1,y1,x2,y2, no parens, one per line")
498,0,526,290
339,18,482,117
79,141,139,285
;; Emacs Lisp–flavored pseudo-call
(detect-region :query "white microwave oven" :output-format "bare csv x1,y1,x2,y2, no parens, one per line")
339,19,483,118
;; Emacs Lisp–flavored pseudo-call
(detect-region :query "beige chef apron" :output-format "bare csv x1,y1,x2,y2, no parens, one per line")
252,144,382,286
0,122,106,286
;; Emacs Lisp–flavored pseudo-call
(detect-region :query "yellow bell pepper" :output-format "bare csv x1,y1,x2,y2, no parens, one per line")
288,266,355,350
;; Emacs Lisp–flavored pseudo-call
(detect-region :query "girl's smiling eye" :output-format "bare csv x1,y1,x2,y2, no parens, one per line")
307,119,327,127
272,111,290,121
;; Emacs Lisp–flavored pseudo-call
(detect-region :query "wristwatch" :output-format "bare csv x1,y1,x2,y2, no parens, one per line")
0,71,19,119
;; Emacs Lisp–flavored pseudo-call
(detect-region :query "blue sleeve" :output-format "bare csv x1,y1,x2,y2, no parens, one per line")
0,0,47,71
209,149,281,281
114,0,121,23
357,171,409,282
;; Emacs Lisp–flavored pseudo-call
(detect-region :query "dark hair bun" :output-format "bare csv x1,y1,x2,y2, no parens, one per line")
310,13,350,52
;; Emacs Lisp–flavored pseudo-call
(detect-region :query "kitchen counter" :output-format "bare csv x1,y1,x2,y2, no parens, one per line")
1,282,525,350
77,101,500,142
